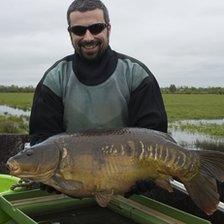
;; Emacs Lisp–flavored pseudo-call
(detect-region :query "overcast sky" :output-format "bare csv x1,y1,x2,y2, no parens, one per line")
0,0,223,87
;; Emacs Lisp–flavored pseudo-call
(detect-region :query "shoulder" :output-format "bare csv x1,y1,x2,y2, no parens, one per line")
116,52,152,75
43,54,74,80
38,54,74,97
114,51,156,91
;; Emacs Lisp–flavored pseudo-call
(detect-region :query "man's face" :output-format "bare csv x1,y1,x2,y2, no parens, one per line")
69,9,111,61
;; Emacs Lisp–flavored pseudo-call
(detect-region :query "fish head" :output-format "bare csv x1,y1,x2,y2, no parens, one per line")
7,141,60,182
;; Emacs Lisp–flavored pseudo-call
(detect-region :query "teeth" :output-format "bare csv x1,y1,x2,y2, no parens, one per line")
83,43,98,49
85,46,95,49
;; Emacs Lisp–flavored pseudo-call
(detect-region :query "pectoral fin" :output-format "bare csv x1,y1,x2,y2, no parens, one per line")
51,175,83,191
95,190,114,207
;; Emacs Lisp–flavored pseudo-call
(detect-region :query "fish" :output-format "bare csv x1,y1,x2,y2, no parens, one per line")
6,127,224,215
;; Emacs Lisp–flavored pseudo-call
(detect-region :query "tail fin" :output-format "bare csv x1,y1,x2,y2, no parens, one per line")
183,150,224,215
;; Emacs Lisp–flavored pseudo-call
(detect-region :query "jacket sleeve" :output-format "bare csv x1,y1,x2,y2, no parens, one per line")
29,81,65,146
128,75,168,133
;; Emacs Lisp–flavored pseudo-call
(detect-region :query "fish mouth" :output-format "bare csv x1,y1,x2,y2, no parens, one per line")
7,160,51,180
7,160,21,175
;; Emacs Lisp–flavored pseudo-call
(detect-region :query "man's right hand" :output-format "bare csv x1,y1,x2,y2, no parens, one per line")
38,183,62,194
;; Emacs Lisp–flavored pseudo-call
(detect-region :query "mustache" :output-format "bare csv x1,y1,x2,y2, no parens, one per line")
79,40,101,47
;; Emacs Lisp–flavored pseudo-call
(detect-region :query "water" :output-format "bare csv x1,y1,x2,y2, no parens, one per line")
173,119,224,126
0,105,30,116
0,105,223,151
169,119,224,150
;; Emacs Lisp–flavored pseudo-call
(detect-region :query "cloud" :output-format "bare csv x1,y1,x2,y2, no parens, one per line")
0,0,224,87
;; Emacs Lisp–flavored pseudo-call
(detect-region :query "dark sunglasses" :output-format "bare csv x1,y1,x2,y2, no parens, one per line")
68,23,108,36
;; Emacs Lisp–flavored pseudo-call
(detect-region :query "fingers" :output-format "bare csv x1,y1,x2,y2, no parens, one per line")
39,183,62,194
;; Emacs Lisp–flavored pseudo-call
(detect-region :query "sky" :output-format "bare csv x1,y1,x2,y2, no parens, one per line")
0,0,224,87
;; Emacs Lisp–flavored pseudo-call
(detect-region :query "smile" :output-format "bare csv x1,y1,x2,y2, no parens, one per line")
83,43,98,49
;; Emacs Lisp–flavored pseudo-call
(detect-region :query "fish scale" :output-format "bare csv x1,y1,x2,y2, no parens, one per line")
7,127,224,215
101,156,134,192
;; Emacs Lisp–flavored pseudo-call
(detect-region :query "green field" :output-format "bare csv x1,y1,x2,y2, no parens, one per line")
0,93,224,120
163,94,224,121
0,93,224,135
0,92,33,110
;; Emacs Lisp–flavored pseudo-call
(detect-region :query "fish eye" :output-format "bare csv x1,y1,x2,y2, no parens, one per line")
26,151,33,156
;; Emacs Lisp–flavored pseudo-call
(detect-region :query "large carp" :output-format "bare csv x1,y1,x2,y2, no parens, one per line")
7,128,224,215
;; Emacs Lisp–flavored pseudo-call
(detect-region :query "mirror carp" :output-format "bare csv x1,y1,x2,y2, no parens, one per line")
7,128,224,215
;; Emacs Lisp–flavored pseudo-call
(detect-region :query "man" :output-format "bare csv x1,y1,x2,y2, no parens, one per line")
29,0,167,146
29,0,167,195
28,2,224,220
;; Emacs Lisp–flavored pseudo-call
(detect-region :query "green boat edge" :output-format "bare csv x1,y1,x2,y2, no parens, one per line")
0,174,211,224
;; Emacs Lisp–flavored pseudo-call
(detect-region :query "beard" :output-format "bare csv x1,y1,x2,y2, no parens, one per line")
73,32,110,62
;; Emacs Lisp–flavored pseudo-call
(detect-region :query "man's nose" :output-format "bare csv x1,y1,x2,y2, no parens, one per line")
83,30,94,41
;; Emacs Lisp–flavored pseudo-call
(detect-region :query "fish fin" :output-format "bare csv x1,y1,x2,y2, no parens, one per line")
196,150,224,182
155,177,173,193
183,174,218,215
183,150,224,215
154,130,177,143
95,190,114,207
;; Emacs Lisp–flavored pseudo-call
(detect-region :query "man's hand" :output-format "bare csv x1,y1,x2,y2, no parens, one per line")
11,180,61,194
38,183,62,194
11,179,33,191
124,180,155,198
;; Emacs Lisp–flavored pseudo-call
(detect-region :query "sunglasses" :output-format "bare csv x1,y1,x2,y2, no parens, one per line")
68,23,108,36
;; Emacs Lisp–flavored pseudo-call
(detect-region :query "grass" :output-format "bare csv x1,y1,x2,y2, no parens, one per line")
0,115,28,134
163,94,224,137
0,92,33,110
0,93,224,135
163,94,224,121
182,123,224,137
0,93,223,120
170,122,224,137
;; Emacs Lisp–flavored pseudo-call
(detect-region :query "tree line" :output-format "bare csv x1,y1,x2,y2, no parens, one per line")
0,84,224,94
0,85,35,93
161,85,224,94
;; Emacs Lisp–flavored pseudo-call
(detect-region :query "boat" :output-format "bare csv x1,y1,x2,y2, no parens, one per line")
1,133,223,224
0,173,213,224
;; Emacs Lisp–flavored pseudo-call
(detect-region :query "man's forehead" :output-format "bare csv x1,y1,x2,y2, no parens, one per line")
69,9,105,26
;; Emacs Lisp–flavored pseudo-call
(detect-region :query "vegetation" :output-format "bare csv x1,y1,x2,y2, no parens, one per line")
0,92,32,133
0,115,28,134
161,85,224,94
0,92,224,136
0,92,33,110
0,92,223,121
1,84,224,94
0,85,35,93
170,122,224,137
163,94,224,121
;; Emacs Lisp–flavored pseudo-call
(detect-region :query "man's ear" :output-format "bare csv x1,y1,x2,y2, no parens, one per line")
107,23,111,34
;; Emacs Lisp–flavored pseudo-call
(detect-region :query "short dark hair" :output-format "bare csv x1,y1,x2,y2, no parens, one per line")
67,0,110,26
